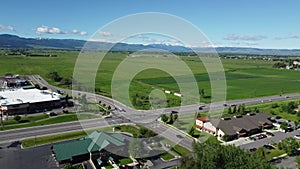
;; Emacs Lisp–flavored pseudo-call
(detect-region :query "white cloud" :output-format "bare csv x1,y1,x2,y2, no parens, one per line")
35,26,66,34
0,24,14,31
223,34,267,41
99,31,112,37
230,41,258,46
35,26,87,36
71,29,87,36
274,34,299,40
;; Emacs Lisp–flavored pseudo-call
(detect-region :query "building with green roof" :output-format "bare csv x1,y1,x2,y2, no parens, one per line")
52,131,126,165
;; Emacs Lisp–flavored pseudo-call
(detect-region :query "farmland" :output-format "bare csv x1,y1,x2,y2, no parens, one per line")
1,49,300,108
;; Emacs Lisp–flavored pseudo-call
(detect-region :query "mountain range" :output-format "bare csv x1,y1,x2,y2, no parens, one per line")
1,34,300,56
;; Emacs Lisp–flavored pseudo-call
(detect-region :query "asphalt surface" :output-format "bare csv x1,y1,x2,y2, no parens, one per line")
0,142,58,169
0,117,129,144
240,130,300,149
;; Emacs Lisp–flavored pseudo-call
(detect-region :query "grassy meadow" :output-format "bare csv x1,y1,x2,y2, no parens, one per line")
1,50,300,108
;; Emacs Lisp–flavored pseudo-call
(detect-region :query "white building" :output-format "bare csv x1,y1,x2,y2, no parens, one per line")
0,88,63,115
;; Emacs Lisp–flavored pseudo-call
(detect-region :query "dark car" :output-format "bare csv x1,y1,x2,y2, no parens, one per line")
49,112,58,116
258,134,267,139
249,148,257,152
264,144,275,150
199,105,205,110
266,132,275,136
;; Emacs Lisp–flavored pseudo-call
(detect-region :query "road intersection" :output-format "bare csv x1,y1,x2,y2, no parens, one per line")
2,74,300,151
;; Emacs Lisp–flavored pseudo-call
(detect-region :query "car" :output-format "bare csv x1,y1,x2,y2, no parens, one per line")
223,103,227,107
264,144,275,150
249,148,257,152
285,127,294,133
105,114,112,118
294,135,300,140
258,134,267,139
266,132,275,136
176,135,184,139
199,105,205,110
49,112,58,116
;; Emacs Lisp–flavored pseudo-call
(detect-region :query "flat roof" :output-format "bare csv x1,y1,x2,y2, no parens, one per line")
0,88,61,106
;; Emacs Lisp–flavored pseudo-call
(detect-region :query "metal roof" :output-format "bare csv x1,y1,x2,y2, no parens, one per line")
0,88,61,106
52,131,125,162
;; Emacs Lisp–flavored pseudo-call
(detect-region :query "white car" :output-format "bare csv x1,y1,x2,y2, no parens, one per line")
294,135,300,140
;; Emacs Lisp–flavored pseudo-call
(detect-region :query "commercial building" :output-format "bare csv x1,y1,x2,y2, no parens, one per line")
52,131,127,168
0,88,64,115
196,113,273,141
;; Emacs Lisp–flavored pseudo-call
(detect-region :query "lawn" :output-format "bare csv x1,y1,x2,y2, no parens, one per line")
118,158,133,166
21,126,114,148
2,112,100,130
3,113,49,125
265,148,286,160
172,145,191,157
160,152,174,160
114,125,140,136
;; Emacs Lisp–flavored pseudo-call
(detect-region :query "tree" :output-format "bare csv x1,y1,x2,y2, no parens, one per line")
173,114,178,121
232,106,237,114
278,137,299,155
46,71,62,82
239,104,246,115
180,140,276,169
188,126,195,136
161,114,169,123
199,89,205,97
168,113,174,124
14,115,21,122
280,122,288,131
228,106,232,114
60,78,72,85
295,120,299,129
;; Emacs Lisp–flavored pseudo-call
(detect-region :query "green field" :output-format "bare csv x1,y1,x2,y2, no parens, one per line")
1,50,300,108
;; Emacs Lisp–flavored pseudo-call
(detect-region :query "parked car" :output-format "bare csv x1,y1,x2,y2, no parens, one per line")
266,132,275,136
49,112,58,117
294,135,300,140
285,127,294,133
249,148,257,152
258,134,267,139
264,144,275,150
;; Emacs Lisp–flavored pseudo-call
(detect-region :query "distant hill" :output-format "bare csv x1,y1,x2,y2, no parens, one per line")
1,34,300,56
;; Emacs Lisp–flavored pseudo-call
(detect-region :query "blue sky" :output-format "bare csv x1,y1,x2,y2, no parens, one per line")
1,0,300,49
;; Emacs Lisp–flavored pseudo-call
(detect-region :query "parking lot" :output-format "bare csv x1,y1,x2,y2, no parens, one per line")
240,130,300,149
0,142,58,169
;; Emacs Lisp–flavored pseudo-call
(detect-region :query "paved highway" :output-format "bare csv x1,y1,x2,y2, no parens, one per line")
0,117,130,144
